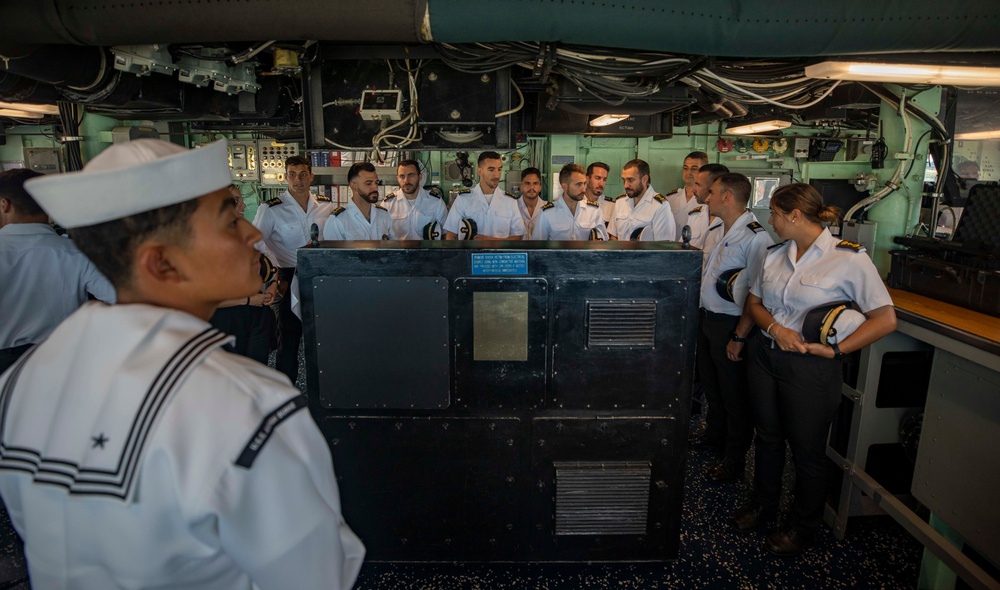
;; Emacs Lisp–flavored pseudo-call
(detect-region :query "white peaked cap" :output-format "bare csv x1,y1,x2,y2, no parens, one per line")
24,139,231,228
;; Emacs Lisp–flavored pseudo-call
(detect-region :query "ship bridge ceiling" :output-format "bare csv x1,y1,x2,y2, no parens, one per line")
0,0,998,136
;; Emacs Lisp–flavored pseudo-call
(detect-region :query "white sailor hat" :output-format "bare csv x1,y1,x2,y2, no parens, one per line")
24,139,231,229
802,301,866,345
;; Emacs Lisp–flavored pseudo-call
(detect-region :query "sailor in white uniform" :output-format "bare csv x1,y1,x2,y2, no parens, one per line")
251,155,333,385
517,167,544,239
383,159,447,240
323,162,394,241
607,159,676,241
583,162,615,225
444,151,524,240
689,163,729,250
696,173,773,484
739,183,895,556
2,139,364,589
531,164,608,240
0,169,115,373
665,151,709,238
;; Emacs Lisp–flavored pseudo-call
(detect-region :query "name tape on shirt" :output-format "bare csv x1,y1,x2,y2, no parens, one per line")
235,394,308,469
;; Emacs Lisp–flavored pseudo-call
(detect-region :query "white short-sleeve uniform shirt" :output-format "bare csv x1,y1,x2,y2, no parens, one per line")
700,211,774,315
531,197,608,240
518,197,544,240
322,199,394,240
607,186,676,241
751,228,893,339
252,191,333,268
443,185,525,239
383,187,448,239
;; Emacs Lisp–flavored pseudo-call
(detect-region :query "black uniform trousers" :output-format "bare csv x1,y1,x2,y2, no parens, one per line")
275,267,301,385
697,310,754,466
209,304,274,366
747,331,842,529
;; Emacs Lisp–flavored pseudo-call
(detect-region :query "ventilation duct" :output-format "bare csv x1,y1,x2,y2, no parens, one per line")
427,1,1000,57
0,0,426,45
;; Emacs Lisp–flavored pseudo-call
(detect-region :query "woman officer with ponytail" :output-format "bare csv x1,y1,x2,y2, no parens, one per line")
732,183,896,555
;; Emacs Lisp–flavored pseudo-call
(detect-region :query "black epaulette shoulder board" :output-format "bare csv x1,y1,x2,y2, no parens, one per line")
384,194,396,201
541,202,555,211
315,193,331,203
458,188,472,194
667,188,682,195
767,240,789,250
747,221,764,233
837,240,865,252
375,204,388,211
266,196,283,207
586,199,599,207
708,223,722,232
617,192,627,199
604,195,617,202
332,206,346,216
505,191,518,199
690,206,703,214
427,190,442,199
653,194,666,203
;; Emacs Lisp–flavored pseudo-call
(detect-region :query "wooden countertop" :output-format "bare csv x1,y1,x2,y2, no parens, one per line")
889,287,1000,345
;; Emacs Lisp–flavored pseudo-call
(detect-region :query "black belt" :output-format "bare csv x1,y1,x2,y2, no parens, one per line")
700,308,739,321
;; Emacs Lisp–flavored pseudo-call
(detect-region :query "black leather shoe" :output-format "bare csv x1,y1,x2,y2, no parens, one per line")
705,461,743,483
731,504,775,533
765,527,815,556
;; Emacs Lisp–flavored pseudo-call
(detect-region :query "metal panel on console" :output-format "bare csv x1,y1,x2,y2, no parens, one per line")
453,277,548,410
313,276,450,409
323,416,522,561
551,278,695,411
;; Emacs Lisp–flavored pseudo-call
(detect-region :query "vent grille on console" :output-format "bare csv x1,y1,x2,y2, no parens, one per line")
586,300,656,347
554,461,651,535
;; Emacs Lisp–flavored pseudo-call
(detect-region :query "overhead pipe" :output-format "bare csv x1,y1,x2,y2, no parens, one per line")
0,71,61,104
426,0,1000,57
0,0,995,58
0,0,427,45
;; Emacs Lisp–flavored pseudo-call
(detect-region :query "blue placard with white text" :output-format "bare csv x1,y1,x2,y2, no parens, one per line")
471,253,528,276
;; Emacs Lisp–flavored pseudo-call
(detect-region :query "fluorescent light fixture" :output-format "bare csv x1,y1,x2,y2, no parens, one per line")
725,119,792,135
806,61,1000,86
0,102,59,115
590,114,630,127
955,129,1000,140
0,108,45,119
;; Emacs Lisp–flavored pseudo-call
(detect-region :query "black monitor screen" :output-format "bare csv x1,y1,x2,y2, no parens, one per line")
808,179,867,220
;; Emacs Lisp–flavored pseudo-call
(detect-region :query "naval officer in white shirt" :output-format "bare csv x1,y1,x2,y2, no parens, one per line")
2,139,364,589
251,154,333,385
323,162,395,241
444,151,524,240
531,163,608,240
382,159,447,240
607,158,676,241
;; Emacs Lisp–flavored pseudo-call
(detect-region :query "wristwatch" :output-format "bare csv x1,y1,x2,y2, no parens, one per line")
730,331,747,343
830,342,845,359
